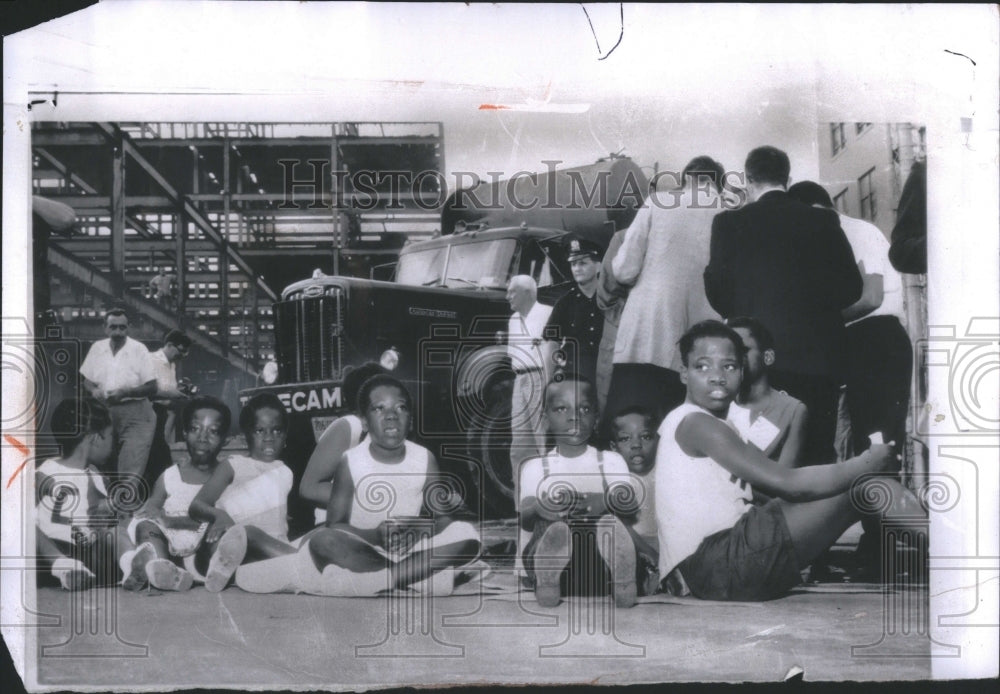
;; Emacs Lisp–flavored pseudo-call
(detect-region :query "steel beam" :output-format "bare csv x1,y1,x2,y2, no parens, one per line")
93,123,277,301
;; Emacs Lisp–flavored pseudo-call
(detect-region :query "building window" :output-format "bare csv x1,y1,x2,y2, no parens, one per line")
830,123,846,155
833,188,849,215
858,167,876,221
855,122,872,135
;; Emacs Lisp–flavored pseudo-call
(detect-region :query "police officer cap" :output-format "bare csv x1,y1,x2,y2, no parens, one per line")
564,235,603,262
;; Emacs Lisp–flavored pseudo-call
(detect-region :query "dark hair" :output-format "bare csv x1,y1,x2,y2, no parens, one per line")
342,362,387,411
787,181,834,208
50,397,112,457
104,308,129,325
356,374,412,415
725,316,776,353
744,146,790,188
681,156,726,193
611,405,659,431
163,329,192,350
678,320,746,367
543,372,597,410
238,393,287,439
182,395,232,434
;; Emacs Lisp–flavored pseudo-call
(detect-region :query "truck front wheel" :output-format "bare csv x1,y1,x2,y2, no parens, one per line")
465,397,516,518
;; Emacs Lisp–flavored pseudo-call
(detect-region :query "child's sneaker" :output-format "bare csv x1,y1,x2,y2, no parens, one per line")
596,517,637,608
532,521,571,607
205,525,248,593
145,559,194,592
121,542,157,592
51,557,95,591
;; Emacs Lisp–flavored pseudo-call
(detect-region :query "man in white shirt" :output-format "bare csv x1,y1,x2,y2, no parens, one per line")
507,275,553,476
79,308,157,480
788,182,914,579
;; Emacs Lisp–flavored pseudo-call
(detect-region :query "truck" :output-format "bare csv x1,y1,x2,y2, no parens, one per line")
241,155,649,531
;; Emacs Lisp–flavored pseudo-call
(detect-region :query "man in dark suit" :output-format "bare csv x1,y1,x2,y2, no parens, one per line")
704,146,862,466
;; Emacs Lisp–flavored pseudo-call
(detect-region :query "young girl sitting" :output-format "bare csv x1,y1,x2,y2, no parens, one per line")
123,396,231,592
656,320,923,601
35,397,132,590
236,375,480,597
299,362,385,525
188,393,296,592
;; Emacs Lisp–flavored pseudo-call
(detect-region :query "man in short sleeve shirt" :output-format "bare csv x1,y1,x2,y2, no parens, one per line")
79,308,157,480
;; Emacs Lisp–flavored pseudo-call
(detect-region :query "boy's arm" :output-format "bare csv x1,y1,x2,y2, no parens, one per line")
677,412,895,501
301,419,352,507
775,402,809,470
189,460,236,542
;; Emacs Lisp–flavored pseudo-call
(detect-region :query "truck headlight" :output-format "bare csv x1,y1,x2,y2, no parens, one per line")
261,360,279,385
380,348,400,371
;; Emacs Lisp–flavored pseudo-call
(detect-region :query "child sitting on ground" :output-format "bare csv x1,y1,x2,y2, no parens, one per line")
520,374,639,608
122,396,231,592
608,406,661,596
299,362,385,526
35,397,133,590
724,317,807,473
656,320,923,601
188,393,296,592
236,374,480,597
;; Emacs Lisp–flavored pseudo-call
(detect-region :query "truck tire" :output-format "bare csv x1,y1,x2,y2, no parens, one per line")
466,397,516,518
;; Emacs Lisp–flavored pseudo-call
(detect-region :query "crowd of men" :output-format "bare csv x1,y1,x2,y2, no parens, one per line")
506,145,924,577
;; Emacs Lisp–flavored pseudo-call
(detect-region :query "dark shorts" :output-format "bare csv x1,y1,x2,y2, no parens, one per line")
675,500,802,601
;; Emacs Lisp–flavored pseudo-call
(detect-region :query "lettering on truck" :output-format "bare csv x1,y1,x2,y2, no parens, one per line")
259,387,342,412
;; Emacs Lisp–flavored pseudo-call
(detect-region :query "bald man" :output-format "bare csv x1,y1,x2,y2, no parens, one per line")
506,275,553,580
506,275,553,473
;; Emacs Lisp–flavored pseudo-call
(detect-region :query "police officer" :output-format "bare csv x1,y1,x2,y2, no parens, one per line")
544,235,605,387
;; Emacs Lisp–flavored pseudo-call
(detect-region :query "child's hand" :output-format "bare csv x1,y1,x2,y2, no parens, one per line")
205,512,235,543
865,443,899,473
566,492,602,519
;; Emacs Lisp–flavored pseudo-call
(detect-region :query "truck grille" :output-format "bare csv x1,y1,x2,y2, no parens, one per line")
274,287,344,382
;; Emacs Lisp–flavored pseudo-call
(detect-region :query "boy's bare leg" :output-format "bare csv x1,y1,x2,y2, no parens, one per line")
778,477,925,570
309,527,387,573
133,520,170,560
392,539,481,589
244,526,296,561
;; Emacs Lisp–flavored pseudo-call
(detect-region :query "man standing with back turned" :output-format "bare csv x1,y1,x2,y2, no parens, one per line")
704,146,862,465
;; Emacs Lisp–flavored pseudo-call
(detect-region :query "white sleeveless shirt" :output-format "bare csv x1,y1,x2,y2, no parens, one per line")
314,414,365,525
655,402,753,578
345,440,428,530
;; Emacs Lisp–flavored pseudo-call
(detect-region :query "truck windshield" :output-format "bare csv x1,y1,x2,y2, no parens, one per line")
396,239,516,290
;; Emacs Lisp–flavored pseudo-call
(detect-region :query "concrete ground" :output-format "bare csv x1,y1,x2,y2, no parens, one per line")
28,522,930,687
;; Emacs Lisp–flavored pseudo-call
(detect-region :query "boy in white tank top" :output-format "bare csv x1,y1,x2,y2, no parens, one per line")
236,375,480,597
656,321,924,601
300,362,385,525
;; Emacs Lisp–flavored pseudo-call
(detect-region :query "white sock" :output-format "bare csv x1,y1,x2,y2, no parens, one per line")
51,556,89,580
118,549,137,576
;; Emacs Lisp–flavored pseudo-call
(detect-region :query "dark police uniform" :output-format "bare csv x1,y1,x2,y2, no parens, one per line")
545,237,604,386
